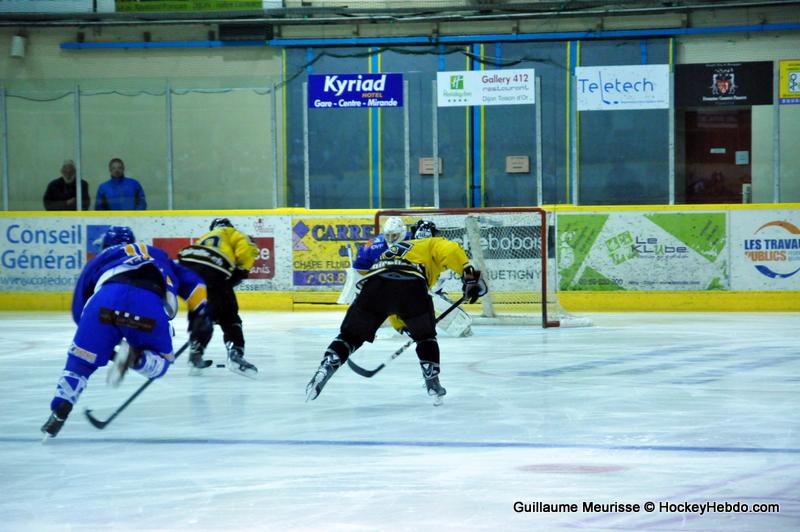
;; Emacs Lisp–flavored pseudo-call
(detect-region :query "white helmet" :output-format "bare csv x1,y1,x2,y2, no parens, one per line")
382,217,406,246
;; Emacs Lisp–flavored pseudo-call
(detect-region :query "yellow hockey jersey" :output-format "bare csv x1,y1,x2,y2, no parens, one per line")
360,236,471,288
179,227,259,277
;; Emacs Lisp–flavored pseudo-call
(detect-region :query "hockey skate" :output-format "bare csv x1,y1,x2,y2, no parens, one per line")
226,343,258,379
41,401,73,441
305,351,341,402
187,340,213,375
107,340,141,387
421,361,446,406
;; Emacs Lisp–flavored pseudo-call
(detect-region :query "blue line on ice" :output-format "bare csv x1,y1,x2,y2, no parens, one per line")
4,437,800,454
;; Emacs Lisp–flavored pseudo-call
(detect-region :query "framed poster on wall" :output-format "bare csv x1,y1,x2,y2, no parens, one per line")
675,61,774,107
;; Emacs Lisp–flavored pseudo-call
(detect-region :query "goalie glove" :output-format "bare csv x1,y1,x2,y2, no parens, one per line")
462,266,488,304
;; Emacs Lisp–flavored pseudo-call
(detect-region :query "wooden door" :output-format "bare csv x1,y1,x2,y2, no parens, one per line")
684,109,751,204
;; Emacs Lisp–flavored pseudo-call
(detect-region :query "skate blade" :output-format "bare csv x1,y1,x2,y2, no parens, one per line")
432,395,444,406
227,364,259,380
305,387,317,402
41,432,55,444
305,378,322,402
188,360,213,376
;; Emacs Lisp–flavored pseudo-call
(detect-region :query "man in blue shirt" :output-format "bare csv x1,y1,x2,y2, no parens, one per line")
95,158,147,210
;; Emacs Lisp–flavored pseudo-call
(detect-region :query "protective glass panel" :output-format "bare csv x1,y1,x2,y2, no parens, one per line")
80,89,166,210
482,41,568,207
172,89,274,210
6,90,75,211
578,39,670,205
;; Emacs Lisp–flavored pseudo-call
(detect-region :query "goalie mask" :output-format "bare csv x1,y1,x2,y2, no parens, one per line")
412,220,439,239
382,217,407,246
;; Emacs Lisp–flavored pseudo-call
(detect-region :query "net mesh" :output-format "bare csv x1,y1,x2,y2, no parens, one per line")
376,208,589,327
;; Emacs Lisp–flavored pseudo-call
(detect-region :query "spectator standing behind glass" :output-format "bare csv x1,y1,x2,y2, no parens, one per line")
43,160,91,211
95,158,147,210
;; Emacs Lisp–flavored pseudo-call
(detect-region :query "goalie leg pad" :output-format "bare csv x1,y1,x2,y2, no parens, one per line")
431,292,472,337
337,267,361,305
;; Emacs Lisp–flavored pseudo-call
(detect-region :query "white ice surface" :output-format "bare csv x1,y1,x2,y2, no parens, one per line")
0,311,799,531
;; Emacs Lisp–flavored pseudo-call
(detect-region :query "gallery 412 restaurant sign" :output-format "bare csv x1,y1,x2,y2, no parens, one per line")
675,62,773,107
308,73,404,108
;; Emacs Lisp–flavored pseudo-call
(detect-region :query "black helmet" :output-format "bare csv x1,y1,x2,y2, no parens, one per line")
412,220,439,239
209,218,233,231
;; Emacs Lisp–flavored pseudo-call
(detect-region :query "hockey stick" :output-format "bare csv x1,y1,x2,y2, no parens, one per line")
347,296,467,378
84,341,190,429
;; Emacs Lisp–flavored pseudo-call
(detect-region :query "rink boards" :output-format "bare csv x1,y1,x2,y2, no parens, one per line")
0,203,798,312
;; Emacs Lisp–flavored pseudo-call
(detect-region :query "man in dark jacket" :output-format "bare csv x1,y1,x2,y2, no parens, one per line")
43,160,91,211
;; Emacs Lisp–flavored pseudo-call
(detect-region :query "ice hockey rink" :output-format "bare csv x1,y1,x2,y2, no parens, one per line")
1,310,798,531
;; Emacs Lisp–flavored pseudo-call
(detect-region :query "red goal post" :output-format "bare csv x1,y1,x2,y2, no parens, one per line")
375,207,590,328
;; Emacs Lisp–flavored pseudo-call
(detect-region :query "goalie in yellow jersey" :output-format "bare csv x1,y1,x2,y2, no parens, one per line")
178,218,260,378
306,219,488,405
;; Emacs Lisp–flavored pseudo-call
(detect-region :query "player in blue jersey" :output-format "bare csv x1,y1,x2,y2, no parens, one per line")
40,226,212,439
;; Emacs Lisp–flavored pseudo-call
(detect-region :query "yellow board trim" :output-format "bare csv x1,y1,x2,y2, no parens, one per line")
544,202,800,213
559,291,800,312
4,291,798,313
0,293,75,311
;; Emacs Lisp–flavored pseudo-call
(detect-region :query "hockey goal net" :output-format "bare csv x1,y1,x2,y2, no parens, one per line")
375,208,591,328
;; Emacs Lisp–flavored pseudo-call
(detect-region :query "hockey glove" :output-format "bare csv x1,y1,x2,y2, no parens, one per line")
188,304,213,346
229,268,249,287
462,266,488,304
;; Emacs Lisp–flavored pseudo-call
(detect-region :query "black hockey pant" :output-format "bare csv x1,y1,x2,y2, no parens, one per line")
180,261,245,350
328,274,439,365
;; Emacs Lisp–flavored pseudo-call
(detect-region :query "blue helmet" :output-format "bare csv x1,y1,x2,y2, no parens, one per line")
102,226,136,249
